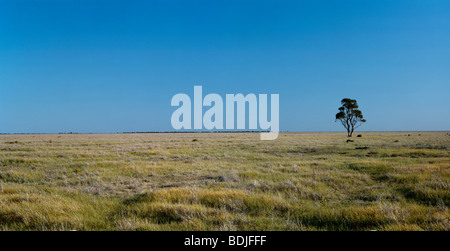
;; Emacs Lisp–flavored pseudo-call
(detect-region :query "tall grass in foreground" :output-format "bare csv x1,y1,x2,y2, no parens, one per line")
0,132,448,230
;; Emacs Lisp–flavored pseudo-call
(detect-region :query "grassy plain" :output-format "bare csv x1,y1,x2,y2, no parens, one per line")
0,132,448,231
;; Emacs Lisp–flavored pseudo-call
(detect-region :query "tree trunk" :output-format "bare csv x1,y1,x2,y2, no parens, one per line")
349,126,354,137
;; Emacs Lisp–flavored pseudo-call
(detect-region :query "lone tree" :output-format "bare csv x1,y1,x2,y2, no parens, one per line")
335,98,366,137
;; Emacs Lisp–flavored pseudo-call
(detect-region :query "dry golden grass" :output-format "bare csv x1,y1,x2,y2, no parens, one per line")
0,132,448,230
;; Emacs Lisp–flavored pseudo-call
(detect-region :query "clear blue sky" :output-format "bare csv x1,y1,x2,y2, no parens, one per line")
0,0,449,133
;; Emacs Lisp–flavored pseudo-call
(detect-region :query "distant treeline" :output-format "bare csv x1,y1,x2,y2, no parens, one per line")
120,131,274,134
0,131,278,135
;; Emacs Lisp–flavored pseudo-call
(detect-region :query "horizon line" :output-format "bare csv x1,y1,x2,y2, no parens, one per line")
1,130,449,135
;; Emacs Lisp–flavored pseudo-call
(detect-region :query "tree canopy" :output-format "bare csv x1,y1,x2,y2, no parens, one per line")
335,98,366,137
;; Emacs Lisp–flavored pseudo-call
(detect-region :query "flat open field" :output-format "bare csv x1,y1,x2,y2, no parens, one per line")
0,132,448,231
